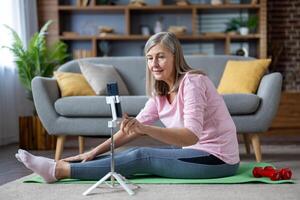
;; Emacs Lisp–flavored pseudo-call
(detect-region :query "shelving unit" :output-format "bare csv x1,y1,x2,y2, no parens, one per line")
43,0,267,58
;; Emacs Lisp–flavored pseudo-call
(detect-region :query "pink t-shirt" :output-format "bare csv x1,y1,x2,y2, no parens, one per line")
136,73,240,164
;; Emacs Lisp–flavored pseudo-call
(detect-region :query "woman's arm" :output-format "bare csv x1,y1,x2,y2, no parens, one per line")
63,97,159,162
122,114,198,147
62,129,140,162
142,125,198,147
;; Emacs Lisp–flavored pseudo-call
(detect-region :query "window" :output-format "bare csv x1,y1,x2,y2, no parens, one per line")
0,1,18,67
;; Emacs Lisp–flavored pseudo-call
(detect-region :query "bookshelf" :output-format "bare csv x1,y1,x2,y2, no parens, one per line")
38,0,267,58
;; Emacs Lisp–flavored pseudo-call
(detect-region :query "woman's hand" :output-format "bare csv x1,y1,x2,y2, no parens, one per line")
120,113,145,136
61,149,97,163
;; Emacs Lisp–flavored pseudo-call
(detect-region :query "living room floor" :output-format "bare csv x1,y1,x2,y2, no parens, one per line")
1,135,299,199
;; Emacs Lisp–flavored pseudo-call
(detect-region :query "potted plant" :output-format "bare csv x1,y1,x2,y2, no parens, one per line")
2,20,69,150
3,20,68,103
226,16,258,35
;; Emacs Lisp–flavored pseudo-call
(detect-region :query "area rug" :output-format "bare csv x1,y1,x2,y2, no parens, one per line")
24,162,294,184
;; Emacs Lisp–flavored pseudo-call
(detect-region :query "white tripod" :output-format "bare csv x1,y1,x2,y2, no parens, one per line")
82,95,135,196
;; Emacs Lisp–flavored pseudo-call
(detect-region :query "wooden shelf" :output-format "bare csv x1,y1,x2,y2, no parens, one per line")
194,4,260,9
41,0,267,57
60,33,261,41
59,35,94,40
58,5,127,10
58,5,126,13
229,34,261,39
58,4,260,11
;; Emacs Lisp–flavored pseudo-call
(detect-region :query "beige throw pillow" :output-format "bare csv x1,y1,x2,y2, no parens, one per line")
79,61,130,95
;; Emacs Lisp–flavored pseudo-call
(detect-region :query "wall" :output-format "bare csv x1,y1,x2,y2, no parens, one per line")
268,0,300,91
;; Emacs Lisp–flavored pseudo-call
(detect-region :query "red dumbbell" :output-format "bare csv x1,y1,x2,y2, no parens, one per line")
252,166,292,181
253,166,279,180
270,171,281,181
279,168,292,180
252,167,264,178
261,166,276,177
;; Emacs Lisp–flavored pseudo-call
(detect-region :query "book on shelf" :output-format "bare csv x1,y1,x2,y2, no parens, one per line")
73,49,93,59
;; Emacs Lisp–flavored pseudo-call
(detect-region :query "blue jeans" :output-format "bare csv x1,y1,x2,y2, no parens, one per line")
70,147,239,180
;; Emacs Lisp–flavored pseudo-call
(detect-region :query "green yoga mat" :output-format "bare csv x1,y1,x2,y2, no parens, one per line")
24,162,295,184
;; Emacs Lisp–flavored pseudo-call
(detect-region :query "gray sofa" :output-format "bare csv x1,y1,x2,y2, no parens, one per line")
32,55,282,161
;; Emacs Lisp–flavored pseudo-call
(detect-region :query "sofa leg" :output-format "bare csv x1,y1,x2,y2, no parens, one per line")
78,136,85,154
250,133,262,162
55,135,66,161
243,134,251,155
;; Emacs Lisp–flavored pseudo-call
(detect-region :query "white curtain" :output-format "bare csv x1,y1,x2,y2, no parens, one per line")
0,0,38,146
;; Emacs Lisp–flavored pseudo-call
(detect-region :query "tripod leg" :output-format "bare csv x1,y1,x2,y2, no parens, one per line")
82,172,112,196
112,173,135,196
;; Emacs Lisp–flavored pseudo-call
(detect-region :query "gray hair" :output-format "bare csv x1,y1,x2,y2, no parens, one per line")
144,32,204,96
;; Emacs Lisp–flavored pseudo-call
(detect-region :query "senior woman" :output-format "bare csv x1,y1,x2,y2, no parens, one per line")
16,32,239,183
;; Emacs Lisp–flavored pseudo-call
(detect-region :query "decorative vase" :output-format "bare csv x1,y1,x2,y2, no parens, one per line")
99,41,111,57
239,27,249,35
211,0,222,5
154,18,163,34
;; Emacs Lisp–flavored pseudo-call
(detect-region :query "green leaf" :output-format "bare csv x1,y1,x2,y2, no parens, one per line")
2,20,69,101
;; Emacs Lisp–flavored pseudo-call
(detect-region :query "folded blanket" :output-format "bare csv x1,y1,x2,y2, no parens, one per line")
24,162,295,184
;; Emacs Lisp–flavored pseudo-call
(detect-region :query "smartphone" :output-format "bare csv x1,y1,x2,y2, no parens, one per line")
106,82,122,118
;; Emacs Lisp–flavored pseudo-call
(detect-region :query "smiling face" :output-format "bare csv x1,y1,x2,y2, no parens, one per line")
146,43,175,88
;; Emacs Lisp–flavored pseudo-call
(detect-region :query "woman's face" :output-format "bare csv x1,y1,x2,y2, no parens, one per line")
146,43,175,87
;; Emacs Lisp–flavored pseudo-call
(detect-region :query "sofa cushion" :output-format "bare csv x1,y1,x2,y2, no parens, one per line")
58,55,255,95
217,59,271,94
55,96,148,117
79,61,130,95
222,94,261,115
54,71,96,97
55,94,260,117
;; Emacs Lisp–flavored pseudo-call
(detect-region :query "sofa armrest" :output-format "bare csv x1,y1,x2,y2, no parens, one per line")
32,76,60,134
255,72,283,131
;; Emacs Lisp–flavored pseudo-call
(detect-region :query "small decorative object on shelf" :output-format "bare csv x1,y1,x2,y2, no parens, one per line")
77,0,92,7
235,47,249,57
140,25,151,36
168,26,187,35
129,0,147,7
99,26,114,36
99,41,111,57
239,27,249,35
175,0,190,6
62,31,79,37
211,0,223,5
154,17,164,34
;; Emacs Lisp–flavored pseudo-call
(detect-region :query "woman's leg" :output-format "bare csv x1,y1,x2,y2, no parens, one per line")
16,147,239,182
14,147,143,182
70,147,239,180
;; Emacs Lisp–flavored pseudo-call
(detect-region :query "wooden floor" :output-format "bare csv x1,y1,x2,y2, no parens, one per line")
1,135,300,186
